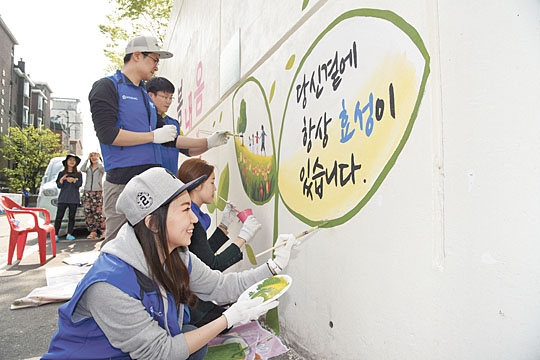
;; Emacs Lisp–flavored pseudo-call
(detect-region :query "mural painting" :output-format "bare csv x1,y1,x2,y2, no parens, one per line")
173,6,430,335
177,9,429,234
278,9,430,227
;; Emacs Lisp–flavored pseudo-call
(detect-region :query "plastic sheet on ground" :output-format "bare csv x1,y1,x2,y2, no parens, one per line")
206,320,288,360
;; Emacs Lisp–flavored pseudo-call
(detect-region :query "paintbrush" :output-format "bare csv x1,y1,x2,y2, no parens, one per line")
199,129,243,137
225,131,243,137
217,195,239,212
254,222,327,259
217,196,258,264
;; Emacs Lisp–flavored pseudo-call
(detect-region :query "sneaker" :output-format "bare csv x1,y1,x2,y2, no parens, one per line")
66,234,76,241
55,236,59,243
87,232,97,239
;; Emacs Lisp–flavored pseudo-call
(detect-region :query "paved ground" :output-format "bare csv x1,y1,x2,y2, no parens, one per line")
0,215,304,359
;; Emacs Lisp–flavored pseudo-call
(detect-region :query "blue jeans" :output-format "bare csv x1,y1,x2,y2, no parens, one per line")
183,324,208,360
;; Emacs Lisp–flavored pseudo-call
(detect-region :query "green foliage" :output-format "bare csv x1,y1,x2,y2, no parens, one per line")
265,307,280,335
206,163,230,213
100,0,174,73
0,127,66,193
237,99,247,134
235,142,276,204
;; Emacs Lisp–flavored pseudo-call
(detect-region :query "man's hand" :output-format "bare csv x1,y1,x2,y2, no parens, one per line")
152,125,177,144
207,131,229,149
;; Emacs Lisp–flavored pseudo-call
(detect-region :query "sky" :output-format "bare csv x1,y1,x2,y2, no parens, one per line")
1,0,114,152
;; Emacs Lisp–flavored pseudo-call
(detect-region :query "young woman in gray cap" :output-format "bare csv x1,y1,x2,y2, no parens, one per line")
43,167,296,360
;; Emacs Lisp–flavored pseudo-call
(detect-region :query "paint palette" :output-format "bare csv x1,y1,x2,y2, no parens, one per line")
238,275,292,303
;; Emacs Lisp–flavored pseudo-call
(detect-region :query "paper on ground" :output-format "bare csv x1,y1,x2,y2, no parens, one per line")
11,265,90,310
62,251,100,266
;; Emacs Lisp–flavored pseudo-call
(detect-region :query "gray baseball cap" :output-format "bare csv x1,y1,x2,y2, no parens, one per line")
117,167,206,226
125,35,173,59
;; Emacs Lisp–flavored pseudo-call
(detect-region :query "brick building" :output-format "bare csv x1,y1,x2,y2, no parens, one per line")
0,15,81,190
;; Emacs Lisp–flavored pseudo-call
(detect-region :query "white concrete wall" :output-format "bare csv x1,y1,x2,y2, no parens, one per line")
160,1,540,358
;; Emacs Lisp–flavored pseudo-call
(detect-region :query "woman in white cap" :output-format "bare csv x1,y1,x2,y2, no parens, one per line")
54,153,82,242
42,167,296,360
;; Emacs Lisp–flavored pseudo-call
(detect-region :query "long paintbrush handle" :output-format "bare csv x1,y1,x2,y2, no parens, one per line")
255,241,287,258
218,196,239,213
255,225,321,258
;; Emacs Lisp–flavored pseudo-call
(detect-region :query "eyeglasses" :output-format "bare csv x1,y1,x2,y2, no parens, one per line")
157,94,175,102
145,54,160,66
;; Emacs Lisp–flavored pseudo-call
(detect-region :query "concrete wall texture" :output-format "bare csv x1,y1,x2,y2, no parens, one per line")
159,1,540,359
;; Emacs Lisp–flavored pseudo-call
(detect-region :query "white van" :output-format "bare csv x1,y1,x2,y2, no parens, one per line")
37,156,87,235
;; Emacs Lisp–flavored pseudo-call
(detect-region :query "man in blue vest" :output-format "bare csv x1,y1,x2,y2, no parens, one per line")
146,77,213,174
89,35,229,244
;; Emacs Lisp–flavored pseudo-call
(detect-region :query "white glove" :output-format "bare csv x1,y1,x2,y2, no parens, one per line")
223,297,278,328
273,233,296,270
207,130,229,149
238,215,262,243
152,125,177,144
220,202,237,228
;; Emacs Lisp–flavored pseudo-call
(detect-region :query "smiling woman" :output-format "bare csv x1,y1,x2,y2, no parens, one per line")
41,167,298,360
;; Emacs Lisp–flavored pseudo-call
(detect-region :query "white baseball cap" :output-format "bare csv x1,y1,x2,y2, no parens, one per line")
125,35,173,59
117,167,206,226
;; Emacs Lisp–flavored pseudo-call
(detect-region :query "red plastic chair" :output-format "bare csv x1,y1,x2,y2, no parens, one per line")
0,195,56,265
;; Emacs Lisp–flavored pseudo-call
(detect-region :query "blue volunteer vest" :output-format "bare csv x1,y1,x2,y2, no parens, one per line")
42,252,192,359
161,115,181,174
100,70,163,172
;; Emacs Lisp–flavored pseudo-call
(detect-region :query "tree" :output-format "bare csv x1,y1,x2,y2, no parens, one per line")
237,99,248,134
0,127,67,193
99,0,174,72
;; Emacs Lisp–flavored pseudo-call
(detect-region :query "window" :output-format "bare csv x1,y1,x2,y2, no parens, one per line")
23,106,29,125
